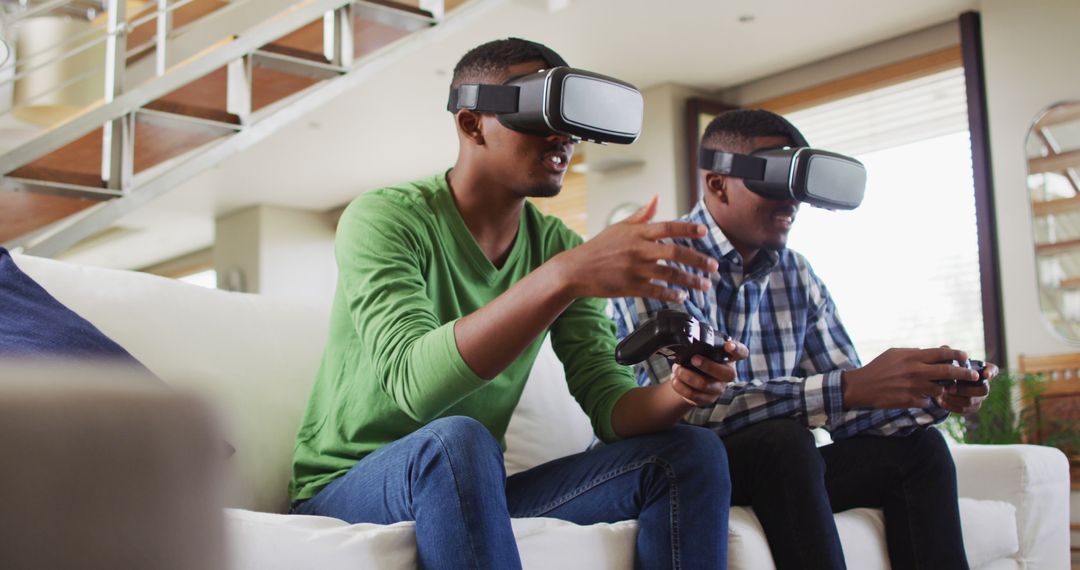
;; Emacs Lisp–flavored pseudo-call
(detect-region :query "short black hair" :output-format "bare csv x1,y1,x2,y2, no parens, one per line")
451,38,561,89
701,109,804,152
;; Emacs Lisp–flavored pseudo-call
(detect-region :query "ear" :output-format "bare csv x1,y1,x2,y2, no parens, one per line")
455,110,485,146
704,172,729,204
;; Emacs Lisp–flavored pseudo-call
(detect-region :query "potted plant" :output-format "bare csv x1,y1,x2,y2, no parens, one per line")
942,370,1080,456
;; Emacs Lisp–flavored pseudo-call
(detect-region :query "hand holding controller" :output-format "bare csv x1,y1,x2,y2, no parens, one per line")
934,359,987,387
615,310,732,374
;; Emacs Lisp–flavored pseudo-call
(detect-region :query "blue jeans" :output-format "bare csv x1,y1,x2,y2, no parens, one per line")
294,416,730,570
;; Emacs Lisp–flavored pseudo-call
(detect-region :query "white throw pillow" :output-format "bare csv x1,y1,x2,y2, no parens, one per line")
504,335,596,476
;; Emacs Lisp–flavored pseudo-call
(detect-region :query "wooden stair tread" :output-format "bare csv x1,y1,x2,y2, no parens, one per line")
6,166,104,189
0,191,100,244
252,67,322,111
149,68,231,122
262,19,327,63
133,118,227,173
8,130,105,189
258,43,328,64
354,17,412,59
142,100,240,125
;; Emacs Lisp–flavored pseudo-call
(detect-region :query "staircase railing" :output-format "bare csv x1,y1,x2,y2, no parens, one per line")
0,0,490,257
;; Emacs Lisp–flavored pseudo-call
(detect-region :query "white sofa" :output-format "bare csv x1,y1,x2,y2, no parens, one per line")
11,252,1073,569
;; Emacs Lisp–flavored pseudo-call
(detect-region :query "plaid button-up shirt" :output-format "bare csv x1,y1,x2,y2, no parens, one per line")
611,201,948,440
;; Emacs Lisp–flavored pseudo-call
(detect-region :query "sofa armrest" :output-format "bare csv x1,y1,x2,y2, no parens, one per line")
951,444,1071,569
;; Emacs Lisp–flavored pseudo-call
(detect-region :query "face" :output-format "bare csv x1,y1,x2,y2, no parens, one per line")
465,60,577,198
705,135,800,255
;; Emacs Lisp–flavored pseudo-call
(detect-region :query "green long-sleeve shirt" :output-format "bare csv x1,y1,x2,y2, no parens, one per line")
288,173,638,502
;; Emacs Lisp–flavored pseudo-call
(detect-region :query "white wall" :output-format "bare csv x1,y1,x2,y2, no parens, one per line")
214,205,337,308
721,21,960,107
978,0,1080,363
585,83,705,237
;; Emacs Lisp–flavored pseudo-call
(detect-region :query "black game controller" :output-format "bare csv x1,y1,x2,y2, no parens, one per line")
934,359,988,387
615,310,732,375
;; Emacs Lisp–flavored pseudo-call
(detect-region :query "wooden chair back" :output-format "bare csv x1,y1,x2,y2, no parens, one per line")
1016,353,1080,489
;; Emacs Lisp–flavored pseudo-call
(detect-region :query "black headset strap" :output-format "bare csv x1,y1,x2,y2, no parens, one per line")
447,39,567,113
699,149,767,180
446,84,519,113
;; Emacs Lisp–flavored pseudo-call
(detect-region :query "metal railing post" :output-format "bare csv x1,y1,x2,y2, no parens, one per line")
226,54,252,125
324,4,354,68
102,0,131,190
419,0,445,20
155,0,172,77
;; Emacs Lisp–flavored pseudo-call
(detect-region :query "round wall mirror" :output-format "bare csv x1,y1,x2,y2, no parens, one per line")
1026,101,1080,340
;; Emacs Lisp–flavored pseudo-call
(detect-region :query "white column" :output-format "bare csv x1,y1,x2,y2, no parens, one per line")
213,205,337,307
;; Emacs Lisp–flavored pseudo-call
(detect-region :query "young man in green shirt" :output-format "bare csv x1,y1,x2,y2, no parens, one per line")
289,38,745,569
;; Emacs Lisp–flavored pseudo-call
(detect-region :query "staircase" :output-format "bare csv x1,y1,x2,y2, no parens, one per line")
0,0,476,257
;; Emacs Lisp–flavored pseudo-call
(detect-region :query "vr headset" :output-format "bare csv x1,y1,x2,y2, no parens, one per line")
446,40,643,145
699,114,867,210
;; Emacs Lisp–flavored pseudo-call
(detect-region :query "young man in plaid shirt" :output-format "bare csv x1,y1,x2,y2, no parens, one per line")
612,109,998,570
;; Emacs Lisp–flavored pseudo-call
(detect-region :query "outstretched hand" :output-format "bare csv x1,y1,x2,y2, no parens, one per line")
552,196,719,303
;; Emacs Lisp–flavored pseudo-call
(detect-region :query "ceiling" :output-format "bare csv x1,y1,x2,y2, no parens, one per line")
56,0,978,269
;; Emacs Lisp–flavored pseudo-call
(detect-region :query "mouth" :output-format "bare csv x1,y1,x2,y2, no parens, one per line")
541,148,571,173
770,206,797,229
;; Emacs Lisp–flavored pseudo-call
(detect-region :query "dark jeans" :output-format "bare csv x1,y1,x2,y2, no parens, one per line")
722,418,968,570
294,416,731,570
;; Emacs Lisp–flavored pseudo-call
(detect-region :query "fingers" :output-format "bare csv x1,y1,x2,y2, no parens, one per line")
638,283,689,303
940,392,984,415
723,339,749,362
928,362,979,383
981,362,1000,380
644,263,711,292
919,346,969,365
643,241,719,274
671,364,727,406
642,220,709,241
913,380,945,400
623,195,659,225
947,381,989,398
688,356,737,383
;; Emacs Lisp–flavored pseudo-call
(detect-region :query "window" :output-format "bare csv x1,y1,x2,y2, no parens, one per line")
782,67,986,361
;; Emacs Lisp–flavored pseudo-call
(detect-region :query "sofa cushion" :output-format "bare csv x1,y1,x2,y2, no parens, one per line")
504,335,596,475
225,509,637,570
727,497,1018,570
958,497,1019,569
0,247,147,369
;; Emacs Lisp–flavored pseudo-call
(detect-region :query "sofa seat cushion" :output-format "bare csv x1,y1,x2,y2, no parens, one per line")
228,496,1016,570
225,509,637,570
728,497,1018,570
